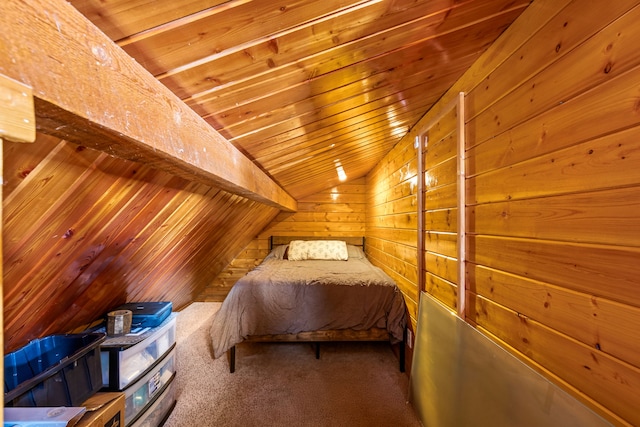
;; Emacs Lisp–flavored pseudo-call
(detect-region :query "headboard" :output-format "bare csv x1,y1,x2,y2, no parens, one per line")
269,236,365,251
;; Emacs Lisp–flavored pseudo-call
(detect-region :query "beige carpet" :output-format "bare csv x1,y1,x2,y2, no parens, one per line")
163,302,422,427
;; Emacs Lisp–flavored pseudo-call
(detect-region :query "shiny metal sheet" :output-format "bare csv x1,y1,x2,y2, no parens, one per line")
409,293,613,427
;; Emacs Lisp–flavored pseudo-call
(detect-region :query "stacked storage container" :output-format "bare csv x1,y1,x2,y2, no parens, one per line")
99,302,177,427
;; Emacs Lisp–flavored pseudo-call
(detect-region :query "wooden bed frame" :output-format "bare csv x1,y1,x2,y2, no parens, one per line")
227,236,406,373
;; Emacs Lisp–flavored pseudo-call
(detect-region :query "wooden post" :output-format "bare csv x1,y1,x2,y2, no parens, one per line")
416,135,425,293
0,74,35,143
455,91,466,319
0,73,36,424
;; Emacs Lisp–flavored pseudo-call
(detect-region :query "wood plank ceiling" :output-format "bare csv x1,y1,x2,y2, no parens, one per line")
69,0,532,199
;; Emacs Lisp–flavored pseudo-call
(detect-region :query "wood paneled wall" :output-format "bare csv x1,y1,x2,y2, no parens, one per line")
367,0,640,425
365,140,419,328
463,2,640,423
199,178,366,299
3,134,278,352
421,106,462,312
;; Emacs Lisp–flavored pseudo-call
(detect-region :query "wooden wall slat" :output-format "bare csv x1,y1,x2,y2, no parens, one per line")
198,178,368,300
468,264,640,368
469,186,640,246
3,137,278,351
468,64,640,181
368,0,640,424
468,235,640,307
468,125,640,204
120,0,371,76
167,0,529,100
69,0,230,41
465,0,640,130
366,128,420,330
470,295,640,425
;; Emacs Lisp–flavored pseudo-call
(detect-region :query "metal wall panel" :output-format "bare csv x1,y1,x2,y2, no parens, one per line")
409,293,612,427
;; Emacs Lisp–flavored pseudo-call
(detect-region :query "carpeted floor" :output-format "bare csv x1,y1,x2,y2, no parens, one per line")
163,302,422,427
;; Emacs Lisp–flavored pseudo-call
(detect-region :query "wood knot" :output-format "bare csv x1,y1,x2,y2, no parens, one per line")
267,38,279,54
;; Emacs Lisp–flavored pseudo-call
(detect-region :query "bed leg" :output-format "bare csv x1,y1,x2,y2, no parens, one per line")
228,346,236,373
399,340,406,373
315,342,320,359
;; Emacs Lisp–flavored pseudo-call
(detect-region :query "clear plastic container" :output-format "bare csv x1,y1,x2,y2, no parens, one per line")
100,313,176,390
129,374,176,427
124,348,175,425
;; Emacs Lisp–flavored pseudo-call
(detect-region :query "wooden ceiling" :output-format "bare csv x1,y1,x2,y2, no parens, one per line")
68,0,531,199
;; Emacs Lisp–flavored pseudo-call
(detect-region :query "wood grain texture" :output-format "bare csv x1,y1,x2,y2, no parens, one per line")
366,134,419,330
0,75,35,143
244,328,390,342
369,0,640,424
0,0,296,212
3,0,639,423
198,178,368,299
2,137,279,351
1,138,4,425
58,0,531,199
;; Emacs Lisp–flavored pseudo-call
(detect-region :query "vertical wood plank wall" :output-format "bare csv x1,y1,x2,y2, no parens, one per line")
3,135,279,352
199,178,367,299
368,0,640,425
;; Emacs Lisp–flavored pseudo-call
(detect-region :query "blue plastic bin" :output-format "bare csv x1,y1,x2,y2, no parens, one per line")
4,333,105,407
113,302,172,328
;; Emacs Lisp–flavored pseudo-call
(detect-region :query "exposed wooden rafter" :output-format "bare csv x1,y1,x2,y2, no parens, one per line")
0,0,297,212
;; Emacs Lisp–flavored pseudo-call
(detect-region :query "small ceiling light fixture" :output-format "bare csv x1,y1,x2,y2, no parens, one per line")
334,159,347,182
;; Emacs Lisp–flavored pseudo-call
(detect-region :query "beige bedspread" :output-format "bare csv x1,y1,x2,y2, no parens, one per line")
209,253,406,358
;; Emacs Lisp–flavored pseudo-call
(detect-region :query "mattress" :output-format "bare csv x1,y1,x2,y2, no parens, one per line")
209,244,406,359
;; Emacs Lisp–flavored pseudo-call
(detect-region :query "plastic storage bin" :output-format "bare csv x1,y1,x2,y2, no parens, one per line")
4,406,86,426
4,333,105,407
129,374,176,427
100,313,176,390
113,302,172,328
124,348,176,426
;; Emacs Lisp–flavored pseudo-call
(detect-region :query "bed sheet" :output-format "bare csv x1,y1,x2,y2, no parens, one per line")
209,253,406,359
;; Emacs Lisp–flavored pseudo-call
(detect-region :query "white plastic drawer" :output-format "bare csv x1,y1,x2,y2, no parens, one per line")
129,374,176,427
101,313,176,390
124,348,175,426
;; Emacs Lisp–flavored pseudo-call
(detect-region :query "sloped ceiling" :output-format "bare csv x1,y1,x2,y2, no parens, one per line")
1,0,531,351
69,0,532,199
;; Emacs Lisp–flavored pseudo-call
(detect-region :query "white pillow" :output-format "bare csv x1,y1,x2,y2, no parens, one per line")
287,240,348,261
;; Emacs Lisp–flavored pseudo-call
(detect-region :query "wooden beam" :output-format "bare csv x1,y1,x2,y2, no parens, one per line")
0,74,35,143
0,0,297,212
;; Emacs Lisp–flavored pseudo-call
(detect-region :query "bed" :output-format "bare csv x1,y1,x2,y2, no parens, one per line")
209,236,407,373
